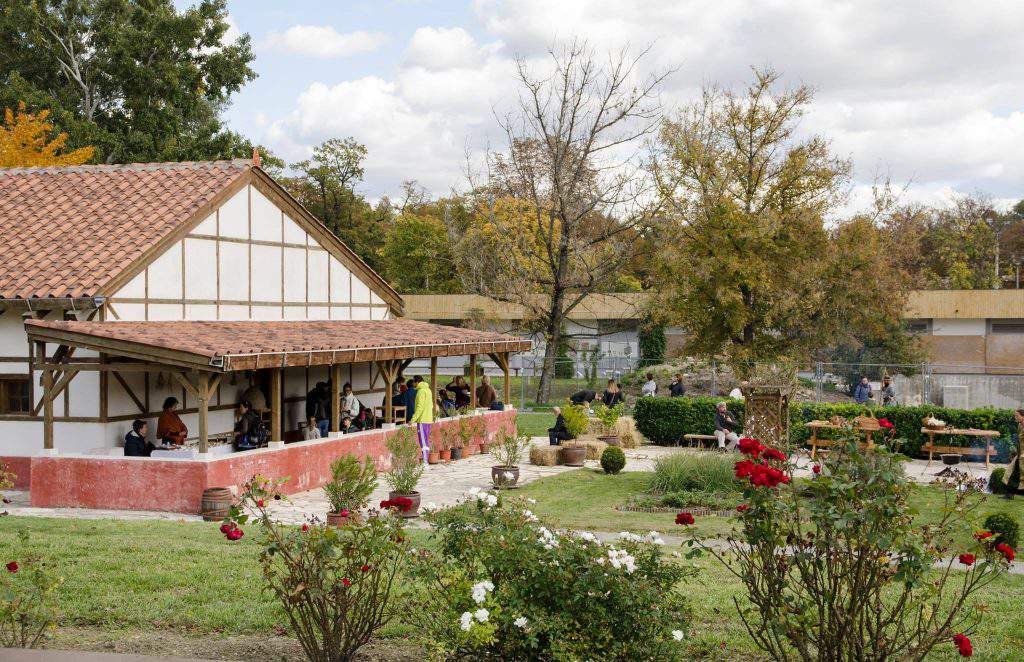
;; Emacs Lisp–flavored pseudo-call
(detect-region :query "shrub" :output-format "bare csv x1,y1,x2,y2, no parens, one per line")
633,395,1016,458
384,427,424,494
686,434,1010,660
323,455,377,514
408,491,692,660
989,467,1007,494
983,512,1020,548
650,453,737,494
0,531,61,649
592,401,625,433
490,430,531,468
600,446,626,474
559,403,589,439
223,477,407,662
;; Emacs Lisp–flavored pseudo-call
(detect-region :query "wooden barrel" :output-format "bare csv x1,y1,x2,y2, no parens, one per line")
201,487,234,521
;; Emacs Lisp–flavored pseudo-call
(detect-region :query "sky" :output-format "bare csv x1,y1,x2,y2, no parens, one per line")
188,0,1024,212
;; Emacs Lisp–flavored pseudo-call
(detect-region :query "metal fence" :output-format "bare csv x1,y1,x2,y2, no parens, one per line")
511,356,1024,412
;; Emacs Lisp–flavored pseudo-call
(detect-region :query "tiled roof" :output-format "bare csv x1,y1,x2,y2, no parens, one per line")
25,319,533,371
0,160,250,299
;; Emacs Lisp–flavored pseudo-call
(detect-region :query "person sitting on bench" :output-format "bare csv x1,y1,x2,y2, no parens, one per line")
548,406,571,446
714,401,740,450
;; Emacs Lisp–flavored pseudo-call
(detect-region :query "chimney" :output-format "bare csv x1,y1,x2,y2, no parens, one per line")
252,147,261,167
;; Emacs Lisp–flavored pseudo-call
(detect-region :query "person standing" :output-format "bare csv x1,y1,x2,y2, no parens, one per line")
305,382,330,437
880,377,896,406
669,373,686,397
156,397,188,447
401,378,417,422
410,375,434,466
1004,409,1024,499
641,372,658,397
714,401,740,450
602,379,624,407
853,377,873,405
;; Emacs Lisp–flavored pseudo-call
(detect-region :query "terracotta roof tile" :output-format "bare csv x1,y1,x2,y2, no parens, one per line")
25,319,533,369
0,160,250,299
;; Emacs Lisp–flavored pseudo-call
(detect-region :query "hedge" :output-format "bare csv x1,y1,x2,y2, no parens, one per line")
633,396,1016,459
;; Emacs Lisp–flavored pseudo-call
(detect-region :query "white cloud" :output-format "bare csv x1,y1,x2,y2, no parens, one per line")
262,25,387,58
403,27,500,71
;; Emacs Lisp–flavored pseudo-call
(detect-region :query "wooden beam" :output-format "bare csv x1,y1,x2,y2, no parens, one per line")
470,354,478,409
112,371,145,414
270,367,282,442
31,367,80,415
195,374,211,454
172,372,201,400
39,341,54,450
377,359,399,424
330,364,341,433
430,356,438,416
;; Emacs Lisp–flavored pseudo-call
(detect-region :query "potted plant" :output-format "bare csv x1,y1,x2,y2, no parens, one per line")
323,455,377,527
490,430,531,488
560,403,590,467
450,428,464,461
479,430,494,455
592,402,625,446
383,427,425,518
458,414,482,456
438,426,453,463
427,440,441,465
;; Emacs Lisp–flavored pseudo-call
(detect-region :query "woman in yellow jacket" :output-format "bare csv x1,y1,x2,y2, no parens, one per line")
409,375,435,466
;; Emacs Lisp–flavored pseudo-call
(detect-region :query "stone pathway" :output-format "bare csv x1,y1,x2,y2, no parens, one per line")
0,441,1000,524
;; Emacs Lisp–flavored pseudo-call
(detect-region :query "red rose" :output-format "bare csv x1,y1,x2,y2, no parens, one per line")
219,523,232,534
226,528,243,541
257,499,264,507
676,512,695,526
736,504,749,512
761,447,786,463
380,499,393,510
953,633,972,657
737,438,763,458
360,564,371,572
958,553,976,566
342,578,351,587
341,509,350,518
878,418,893,429
302,523,309,532
812,465,821,474
974,531,992,541
735,460,755,479
996,543,1015,562
5,561,17,573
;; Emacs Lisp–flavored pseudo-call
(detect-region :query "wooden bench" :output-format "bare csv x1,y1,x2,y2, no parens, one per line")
920,427,999,469
683,433,718,449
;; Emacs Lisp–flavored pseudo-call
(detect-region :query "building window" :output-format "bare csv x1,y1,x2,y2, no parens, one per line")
0,376,30,415
906,319,931,334
990,321,1024,334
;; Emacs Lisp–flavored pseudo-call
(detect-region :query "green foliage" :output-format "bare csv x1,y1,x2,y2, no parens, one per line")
409,492,692,660
826,320,925,396
592,401,624,433
690,437,1008,660
637,322,666,367
983,512,1020,548
0,0,256,163
600,446,626,474
490,430,531,468
559,403,589,440
649,453,738,494
384,428,424,494
554,334,574,379
989,467,1008,495
381,212,460,293
633,395,1015,458
0,531,62,648
323,455,377,514
227,477,406,662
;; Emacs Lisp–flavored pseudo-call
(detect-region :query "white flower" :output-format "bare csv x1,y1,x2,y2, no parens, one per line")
474,608,489,623
423,502,437,511
460,612,474,631
471,580,494,604
672,629,684,641
503,471,515,480
523,509,538,522
527,498,536,504
578,531,598,543
595,556,606,565
514,616,528,629
467,487,480,497
618,531,643,543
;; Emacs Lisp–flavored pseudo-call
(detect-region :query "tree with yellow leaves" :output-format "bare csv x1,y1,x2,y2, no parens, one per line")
0,102,94,167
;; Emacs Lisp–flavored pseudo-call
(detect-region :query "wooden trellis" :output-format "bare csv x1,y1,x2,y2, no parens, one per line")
741,384,792,448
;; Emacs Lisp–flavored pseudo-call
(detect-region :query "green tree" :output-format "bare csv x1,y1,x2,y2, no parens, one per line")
0,0,256,163
651,68,907,375
380,212,460,293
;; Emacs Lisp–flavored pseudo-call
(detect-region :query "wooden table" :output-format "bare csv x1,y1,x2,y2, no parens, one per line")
805,421,877,460
373,405,407,424
920,427,999,469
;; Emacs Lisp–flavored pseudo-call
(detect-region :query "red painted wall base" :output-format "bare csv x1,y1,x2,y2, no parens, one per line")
18,409,516,513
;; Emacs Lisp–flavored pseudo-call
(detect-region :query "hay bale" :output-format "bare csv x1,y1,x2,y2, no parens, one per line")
618,429,640,449
530,445,563,466
615,416,642,448
564,438,608,460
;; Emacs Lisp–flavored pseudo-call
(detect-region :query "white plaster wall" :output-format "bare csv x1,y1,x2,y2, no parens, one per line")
251,188,281,242
0,316,30,356
183,238,217,300
147,242,183,299
251,245,281,301
932,318,986,336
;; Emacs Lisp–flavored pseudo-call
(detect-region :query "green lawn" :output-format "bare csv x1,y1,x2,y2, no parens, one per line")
515,410,554,438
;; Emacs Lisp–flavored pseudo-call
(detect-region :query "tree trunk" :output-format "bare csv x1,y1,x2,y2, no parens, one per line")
535,290,566,405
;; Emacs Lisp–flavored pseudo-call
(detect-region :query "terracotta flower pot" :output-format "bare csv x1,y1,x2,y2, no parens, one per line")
563,446,587,467
492,465,520,488
388,490,421,519
480,442,491,454
428,451,440,465
598,435,621,447
439,449,451,462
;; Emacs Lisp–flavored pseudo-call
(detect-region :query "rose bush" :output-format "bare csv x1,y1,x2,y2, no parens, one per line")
0,531,61,649
684,432,1010,661
407,489,693,660
221,476,409,662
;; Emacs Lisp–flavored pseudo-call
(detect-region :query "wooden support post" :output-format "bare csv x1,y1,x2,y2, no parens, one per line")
39,341,54,450
470,354,478,409
331,364,341,434
502,352,511,406
196,375,210,454
377,359,398,424
271,367,282,442
430,356,438,416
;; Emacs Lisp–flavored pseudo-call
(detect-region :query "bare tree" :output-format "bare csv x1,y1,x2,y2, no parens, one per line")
454,41,669,403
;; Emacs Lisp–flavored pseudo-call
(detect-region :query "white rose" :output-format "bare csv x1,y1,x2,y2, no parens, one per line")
514,616,528,628
460,612,474,631
672,629,684,641
474,608,489,623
